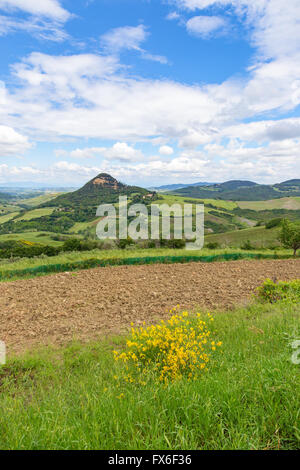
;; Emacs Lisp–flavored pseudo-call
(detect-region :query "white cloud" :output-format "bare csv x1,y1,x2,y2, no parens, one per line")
0,1,300,183
0,126,32,156
173,0,300,60
101,25,148,52
101,142,144,161
0,14,69,41
0,0,71,40
55,143,144,162
166,11,181,21
159,145,174,155
0,0,70,21
100,24,168,64
186,15,226,38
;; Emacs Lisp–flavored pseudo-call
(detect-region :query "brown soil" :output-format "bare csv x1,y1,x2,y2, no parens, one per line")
0,259,299,353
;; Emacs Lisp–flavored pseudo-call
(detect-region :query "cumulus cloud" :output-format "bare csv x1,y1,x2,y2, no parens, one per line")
1,1,300,183
159,145,174,156
55,143,144,162
186,15,226,38
0,126,32,156
172,0,300,60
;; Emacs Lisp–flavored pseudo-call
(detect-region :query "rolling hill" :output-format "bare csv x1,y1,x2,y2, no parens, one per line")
172,179,300,201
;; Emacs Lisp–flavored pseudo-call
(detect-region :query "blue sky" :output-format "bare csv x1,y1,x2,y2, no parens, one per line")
0,0,299,187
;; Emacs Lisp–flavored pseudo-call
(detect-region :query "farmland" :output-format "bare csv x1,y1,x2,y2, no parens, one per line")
0,177,299,451
237,197,300,211
0,264,299,450
205,226,281,248
14,207,56,221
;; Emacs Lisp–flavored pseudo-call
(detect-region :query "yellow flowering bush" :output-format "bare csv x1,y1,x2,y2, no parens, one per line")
114,309,222,384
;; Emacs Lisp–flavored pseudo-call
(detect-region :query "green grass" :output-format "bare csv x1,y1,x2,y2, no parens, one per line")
160,194,238,210
206,226,281,248
0,211,20,224
0,231,64,247
69,218,102,234
0,246,293,279
0,301,299,450
17,193,62,207
14,207,55,221
237,197,300,211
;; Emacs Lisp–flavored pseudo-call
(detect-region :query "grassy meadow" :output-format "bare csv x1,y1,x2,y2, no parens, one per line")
0,299,299,450
237,197,300,211
14,207,55,221
0,231,65,247
205,226,281,248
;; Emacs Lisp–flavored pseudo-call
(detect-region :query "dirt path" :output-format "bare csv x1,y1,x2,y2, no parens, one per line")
0,259,299,353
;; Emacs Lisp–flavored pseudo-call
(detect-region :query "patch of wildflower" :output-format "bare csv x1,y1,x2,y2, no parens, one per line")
114,309,222,384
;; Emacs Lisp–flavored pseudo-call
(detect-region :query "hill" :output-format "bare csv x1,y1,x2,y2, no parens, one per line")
173,179,300,200
150,182,216,191
0,174,157,236
45,173,151,208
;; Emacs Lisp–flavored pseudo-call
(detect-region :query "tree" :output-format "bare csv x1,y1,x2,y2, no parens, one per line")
279,220,300,256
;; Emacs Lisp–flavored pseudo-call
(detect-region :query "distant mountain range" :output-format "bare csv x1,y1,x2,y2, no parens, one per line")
149,182,216,191
2,176,300,204
0,182,76,190
170,179,300,201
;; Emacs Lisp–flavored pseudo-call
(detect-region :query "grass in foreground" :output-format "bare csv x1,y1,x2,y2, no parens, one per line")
0,300,299,450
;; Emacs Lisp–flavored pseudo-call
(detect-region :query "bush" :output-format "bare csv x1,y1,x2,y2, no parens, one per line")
266,218,282,229
114,310,222,384
62,238,103,252
0,240,61,259
159,238,186,249
206,242,220,250
241,240,255,250
117,237,134,250
256,279,300,304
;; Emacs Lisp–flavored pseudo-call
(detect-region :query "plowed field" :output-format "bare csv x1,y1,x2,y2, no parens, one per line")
1,259,299,353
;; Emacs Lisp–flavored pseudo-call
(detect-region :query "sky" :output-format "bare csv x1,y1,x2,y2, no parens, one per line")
0,0,300,187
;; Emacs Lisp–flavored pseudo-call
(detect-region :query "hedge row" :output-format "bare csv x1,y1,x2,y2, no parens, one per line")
0,252,294,281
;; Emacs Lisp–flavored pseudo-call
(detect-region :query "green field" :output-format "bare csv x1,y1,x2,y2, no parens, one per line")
69,218,101,234
17,193,62,208
14,207,55,221
206,226,281,248
0,231,65,247
0,300,299,450
237,197,300,211
160,194,238,210
0,212,20,224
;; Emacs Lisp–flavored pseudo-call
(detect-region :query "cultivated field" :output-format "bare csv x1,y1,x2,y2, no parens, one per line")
1,258,299,353
237,197,300,210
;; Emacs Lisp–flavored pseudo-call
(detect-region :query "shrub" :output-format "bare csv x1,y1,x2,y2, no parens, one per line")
114,310,221,384
0,240,61,259
159,238,186,249
266,218,283,229
206,242,220,250
117,237,134,250
62,238,103,252
256,279,300,304
241,240,255,250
